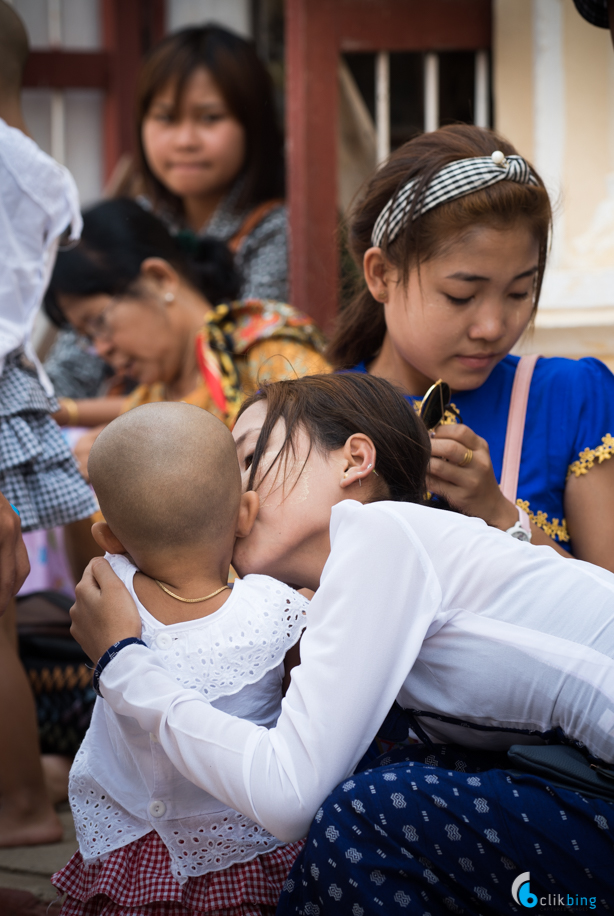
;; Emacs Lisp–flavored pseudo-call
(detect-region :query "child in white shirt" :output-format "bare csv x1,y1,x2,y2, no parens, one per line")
53,401,308,916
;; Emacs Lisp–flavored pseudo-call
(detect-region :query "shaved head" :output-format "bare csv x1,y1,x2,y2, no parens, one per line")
0,2,29,96
89,403,242,555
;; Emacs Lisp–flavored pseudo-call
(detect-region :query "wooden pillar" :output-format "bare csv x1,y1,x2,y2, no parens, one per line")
285,0,339,331
102,0,165,182
284,0,491,331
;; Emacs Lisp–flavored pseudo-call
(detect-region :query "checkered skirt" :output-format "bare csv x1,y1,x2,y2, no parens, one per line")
52,830,305,916
0,349,96,531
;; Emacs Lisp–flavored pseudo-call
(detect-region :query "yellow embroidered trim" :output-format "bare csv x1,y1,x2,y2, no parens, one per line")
567,433,614,479
516,498,570,544
440,405,460,425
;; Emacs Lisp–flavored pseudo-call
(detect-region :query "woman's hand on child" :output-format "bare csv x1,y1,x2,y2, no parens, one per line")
71,557,142,662
427,423,518,530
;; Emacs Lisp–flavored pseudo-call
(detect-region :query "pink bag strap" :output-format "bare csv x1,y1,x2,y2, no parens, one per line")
499,354,540,503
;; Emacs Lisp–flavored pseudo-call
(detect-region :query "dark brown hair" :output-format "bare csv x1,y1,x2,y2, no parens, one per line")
328,124,552,370
44,199,241,328
135,25,284,219
237,373,431,505
0,1,29,93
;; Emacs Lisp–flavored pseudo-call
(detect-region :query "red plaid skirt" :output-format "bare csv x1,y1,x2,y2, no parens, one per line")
51,831,304,916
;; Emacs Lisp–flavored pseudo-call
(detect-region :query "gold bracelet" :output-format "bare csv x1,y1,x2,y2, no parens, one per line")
59,397,80,426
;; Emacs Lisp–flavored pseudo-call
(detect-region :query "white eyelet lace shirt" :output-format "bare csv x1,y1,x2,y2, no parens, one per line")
69,554,308,884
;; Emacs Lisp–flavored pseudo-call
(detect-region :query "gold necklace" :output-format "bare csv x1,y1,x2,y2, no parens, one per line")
154,581,230,604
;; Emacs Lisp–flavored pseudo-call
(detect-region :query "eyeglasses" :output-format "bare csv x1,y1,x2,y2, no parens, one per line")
418,379,462,431
80,304,115,343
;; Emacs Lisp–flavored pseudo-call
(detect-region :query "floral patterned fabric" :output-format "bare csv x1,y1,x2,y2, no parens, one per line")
122,299,329,427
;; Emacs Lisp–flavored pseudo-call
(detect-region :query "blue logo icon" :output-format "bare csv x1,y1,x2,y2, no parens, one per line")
512,872,538,908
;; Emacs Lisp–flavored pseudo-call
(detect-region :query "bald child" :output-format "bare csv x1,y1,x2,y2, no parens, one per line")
55,402,308,908
89,401,252,624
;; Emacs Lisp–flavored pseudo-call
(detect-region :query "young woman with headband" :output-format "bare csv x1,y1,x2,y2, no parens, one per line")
331,124,614,571
67,372,614,913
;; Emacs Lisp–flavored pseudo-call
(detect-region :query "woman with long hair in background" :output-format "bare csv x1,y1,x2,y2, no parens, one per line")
46,24,290,409
136,24,288,301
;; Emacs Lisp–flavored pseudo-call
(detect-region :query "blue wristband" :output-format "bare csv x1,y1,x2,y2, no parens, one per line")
93,637,147,698
10,504,19,516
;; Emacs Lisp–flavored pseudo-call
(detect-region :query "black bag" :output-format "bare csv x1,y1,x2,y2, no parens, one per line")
377,702,614,803
16,590,95,756
507,744,614,803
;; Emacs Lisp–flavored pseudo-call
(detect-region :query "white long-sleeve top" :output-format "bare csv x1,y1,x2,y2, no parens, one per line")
0,118,81,392
72,555,308,882
100,500,614,843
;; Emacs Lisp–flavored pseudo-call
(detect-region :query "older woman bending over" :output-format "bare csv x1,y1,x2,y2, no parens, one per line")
44,198,327,451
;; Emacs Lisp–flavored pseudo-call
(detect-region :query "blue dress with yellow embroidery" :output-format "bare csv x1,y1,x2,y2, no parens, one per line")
352,354,614,552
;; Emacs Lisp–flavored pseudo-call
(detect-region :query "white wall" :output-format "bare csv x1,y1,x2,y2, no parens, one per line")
166,0,251,37
10,0,100,49
495,0,614,366
10,0,253,206
11,0,104,206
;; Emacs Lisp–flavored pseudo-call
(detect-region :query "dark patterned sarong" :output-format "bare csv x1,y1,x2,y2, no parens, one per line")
277,744,614,915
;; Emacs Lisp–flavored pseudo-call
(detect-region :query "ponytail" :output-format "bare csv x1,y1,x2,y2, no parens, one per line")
175,233,241,305
327,288,386,370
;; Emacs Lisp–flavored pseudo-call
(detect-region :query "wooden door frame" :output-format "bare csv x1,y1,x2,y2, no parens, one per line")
22,0,165,181
285,0,491,331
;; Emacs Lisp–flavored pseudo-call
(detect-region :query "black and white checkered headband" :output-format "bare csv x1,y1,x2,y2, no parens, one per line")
371,151,539,248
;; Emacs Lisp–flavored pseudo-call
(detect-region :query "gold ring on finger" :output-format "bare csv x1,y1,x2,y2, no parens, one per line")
458,448,473,468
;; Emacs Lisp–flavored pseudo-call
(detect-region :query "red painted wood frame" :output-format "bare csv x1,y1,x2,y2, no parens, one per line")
22,0,165,182
285,0,491,331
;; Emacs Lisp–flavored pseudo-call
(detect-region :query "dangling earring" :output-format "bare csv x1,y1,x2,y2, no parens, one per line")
359,478,362,488
164,292,175,302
